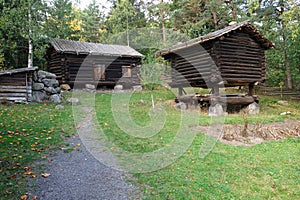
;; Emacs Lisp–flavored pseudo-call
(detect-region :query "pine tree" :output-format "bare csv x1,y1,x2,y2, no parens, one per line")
80,0,106,43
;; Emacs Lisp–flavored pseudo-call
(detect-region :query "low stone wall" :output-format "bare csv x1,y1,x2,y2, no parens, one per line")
32,70,62,103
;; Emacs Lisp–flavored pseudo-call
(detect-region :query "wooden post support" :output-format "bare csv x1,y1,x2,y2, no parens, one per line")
212,86,220,96
248,83,255,96
178,87,183,96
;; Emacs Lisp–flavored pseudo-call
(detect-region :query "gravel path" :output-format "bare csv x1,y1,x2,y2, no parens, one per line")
29,135,142,200
28,107,143,200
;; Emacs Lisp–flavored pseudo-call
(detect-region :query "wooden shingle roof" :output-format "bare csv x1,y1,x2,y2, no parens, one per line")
50,39,144,58
155,20,275,57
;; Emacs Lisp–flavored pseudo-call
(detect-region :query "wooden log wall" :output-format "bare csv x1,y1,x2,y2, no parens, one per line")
47,50,141,87
47,49,64,82
65,54,90,86
170,43,219,88
168,31,265,88
217,32,265,86
0,72,33,102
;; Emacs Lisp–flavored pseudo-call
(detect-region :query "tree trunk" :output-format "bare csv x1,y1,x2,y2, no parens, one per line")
28,1,33,68
280,0,292,89
225,0,236,21
285,53,292,89
231,3,236,21
212,10,218,30
160,0,166,46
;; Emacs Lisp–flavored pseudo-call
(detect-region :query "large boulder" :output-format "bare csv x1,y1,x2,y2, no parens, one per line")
208,104,224,116
85,84,96,90
32,83,44,91
277,100,289,106
42,79,59,87
176,102,187,110
55,87,61,94
38,70,56,79
32,91,46,102
60,84,71,91
247,102,260,115
44,87,57,94
133,85,142,92
50,94,62,103
114,85,123,91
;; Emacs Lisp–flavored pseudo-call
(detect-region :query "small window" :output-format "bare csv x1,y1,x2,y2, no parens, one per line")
94,64,105,81
122,66,132,78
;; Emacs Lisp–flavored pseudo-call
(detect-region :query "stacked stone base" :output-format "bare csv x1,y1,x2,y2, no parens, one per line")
32,71,62,103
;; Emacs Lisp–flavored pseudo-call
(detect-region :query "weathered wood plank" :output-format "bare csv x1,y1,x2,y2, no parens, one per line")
0,97,27,101
0,85,31,89
0,93,28,97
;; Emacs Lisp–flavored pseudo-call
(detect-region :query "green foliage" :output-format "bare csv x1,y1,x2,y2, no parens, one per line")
107,27,188,53
139,48,164,88
45,0,78,39
0,0,299,90
0,0,80,69
0,0,29,68
79,0,106,43
249,0,300,89
107,0,146,36
170,0,244,38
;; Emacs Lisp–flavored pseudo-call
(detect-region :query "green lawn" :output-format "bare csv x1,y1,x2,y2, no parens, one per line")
0,89,299,199
93,89,300,199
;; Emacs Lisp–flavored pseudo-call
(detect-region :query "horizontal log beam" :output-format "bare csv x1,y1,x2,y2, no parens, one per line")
0,85,31,89
0,97,27,101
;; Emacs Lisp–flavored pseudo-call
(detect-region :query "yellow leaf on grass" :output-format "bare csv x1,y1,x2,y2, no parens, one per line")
20,194,28,200
24,171,34,175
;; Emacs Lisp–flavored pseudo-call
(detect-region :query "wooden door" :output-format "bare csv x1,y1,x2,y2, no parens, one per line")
93,64,105,81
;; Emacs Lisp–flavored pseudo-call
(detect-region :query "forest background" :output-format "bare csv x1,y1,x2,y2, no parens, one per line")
0,0,299,89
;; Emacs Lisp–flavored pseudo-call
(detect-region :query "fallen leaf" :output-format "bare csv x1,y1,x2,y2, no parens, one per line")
41,173,51,178
24,171,34,175
21,194,28,200
24,167,35,176
31,196,38,200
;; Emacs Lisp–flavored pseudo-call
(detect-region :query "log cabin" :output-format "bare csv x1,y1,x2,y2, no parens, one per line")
0,67,38,102
155,21,275,106
46,39,144,88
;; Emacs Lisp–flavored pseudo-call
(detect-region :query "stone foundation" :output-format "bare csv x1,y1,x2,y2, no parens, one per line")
32,70,62,103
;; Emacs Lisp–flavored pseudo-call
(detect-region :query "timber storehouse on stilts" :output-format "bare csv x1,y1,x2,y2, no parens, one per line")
46,39,144,88
155,21,275,108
